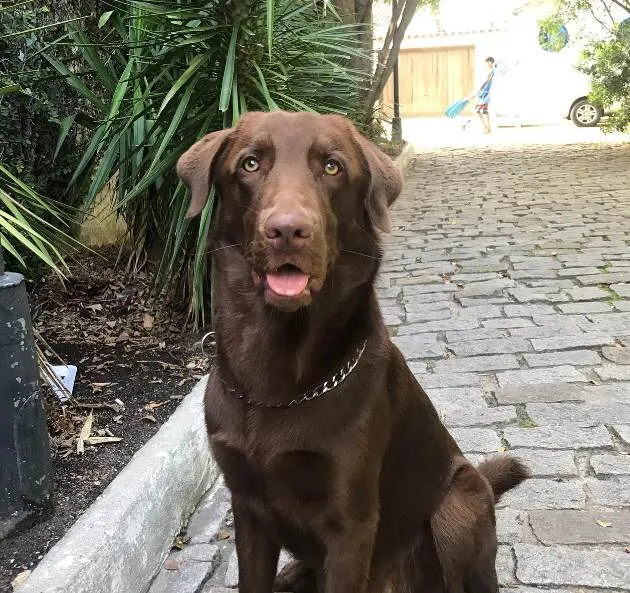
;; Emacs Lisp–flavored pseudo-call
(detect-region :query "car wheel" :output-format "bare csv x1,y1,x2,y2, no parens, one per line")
570,99,603,127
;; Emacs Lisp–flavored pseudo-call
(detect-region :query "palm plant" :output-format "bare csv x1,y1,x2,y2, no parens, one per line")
0,162,75,279
47,0,369,326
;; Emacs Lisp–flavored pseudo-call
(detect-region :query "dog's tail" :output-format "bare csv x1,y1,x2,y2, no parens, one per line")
477,456,530,503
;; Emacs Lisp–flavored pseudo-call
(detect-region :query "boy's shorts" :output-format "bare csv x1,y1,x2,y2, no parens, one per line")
475,103,489,114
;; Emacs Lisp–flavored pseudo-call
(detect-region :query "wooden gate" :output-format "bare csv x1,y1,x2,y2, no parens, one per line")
382,46,475,117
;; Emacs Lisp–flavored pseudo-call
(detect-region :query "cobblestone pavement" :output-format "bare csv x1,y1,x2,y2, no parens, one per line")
149,141,630,593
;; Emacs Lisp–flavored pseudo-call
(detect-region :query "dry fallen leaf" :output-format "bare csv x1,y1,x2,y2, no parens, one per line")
143,414,157,423
143,314,155,330
145,400,168,412
84,436,122,445
76,412,93,455
596,520,612,528
216,530,231,541
11,569,31,590
90,382,113,393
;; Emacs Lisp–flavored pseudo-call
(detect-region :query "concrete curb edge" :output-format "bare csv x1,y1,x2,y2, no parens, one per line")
19,376,215,593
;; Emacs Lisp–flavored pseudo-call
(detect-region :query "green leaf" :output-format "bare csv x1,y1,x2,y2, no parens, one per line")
53,114,77,162
252,63,279,110
43,53,107,113
158,53,207,116
99,10,115,28
219,24,239,112
267,0,275,59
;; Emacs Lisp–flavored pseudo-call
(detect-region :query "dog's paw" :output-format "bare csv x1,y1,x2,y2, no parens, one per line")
274,559,317,593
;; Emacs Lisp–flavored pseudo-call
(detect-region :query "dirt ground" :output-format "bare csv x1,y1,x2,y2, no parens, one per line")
0,250,213,592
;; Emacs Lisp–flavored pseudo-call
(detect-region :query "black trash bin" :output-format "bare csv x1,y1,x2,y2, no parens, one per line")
0,247,52,539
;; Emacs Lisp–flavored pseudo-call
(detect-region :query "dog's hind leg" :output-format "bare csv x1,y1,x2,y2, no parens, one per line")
430,460,499,593
274,559,317,593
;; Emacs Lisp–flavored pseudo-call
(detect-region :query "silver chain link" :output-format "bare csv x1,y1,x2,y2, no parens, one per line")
212,339,368,409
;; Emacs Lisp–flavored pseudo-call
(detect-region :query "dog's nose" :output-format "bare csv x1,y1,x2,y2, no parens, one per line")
264,212,313,249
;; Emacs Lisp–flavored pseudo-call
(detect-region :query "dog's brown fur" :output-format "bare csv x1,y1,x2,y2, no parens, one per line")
177,111,529,593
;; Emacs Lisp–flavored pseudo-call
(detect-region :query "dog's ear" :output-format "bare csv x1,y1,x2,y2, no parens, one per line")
176,128,233,218
354,132,403,233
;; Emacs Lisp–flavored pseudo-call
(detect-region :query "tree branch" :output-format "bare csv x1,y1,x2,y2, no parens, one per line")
364,0,417,118
608,0,630,15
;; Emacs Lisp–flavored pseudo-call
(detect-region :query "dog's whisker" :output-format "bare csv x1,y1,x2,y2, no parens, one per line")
340,248,379,260
204,243,243,255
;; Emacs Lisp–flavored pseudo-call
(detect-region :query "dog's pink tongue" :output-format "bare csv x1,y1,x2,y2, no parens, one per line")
266,269,309,297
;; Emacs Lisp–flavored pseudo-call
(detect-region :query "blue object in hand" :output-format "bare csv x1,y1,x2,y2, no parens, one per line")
445,98,470,118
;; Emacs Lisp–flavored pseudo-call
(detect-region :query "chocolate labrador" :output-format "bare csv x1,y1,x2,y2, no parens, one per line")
177,111,528,593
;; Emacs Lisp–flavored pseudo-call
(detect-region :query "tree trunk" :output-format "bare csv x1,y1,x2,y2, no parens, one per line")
364,0,417,121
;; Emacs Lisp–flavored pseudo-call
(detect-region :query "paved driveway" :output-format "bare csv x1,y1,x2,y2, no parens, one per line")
151,138,630,593
384,139,630,591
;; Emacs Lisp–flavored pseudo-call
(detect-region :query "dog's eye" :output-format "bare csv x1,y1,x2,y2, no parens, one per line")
242,156,260,173
324,159,341,176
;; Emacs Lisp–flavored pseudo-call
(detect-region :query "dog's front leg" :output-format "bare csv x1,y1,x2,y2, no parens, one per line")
233,499,280,593
321,518,378,593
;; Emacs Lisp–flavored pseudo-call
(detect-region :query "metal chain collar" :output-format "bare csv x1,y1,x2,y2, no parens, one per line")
201,332,368,409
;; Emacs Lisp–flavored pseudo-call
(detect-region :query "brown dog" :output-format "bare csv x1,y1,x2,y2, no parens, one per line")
177,111,528,593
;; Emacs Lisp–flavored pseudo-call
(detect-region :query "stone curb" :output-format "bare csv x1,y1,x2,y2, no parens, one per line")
18,376,216,593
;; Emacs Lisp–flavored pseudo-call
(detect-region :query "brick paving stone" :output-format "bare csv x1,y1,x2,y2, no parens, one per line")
495,508,527,544
403,307,450,324
614,425,630,448
494,383,587,405
504,425,613,450
496,546,516,586
526,401,630,426
509,324,585,339
391,334,443,359
557,266,602,276
496,366,586,388
504,304,555,317
586,477,630,506
591,453,630,476
565,286,610,301
514,543,630,589
611,283,630,298
482,317,535,329
396,318,480,335
529,509,630,544
509,449,577,477
614,301,630,312
400,291,452,305
402,283,458,296
449,337,531,357
445,328,506,342
578,272,630,285
530,333,614,351
558,301,614,314
457,278,515,298
498,479,585,510
432,354,520,373
523,349,601,367
596,365,630,381
602,346,630,364
450,428,501,454
414,372,481,389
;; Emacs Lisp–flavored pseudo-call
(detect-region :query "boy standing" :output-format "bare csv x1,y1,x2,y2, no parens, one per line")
471,56,496,134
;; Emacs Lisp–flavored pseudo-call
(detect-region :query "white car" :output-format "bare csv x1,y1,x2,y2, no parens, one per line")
492,58,609,128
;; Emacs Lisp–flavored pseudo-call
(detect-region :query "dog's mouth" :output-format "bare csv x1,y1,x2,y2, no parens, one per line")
265,263,310,298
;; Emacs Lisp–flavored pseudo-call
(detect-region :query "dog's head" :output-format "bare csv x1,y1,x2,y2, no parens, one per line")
177,111,402,313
